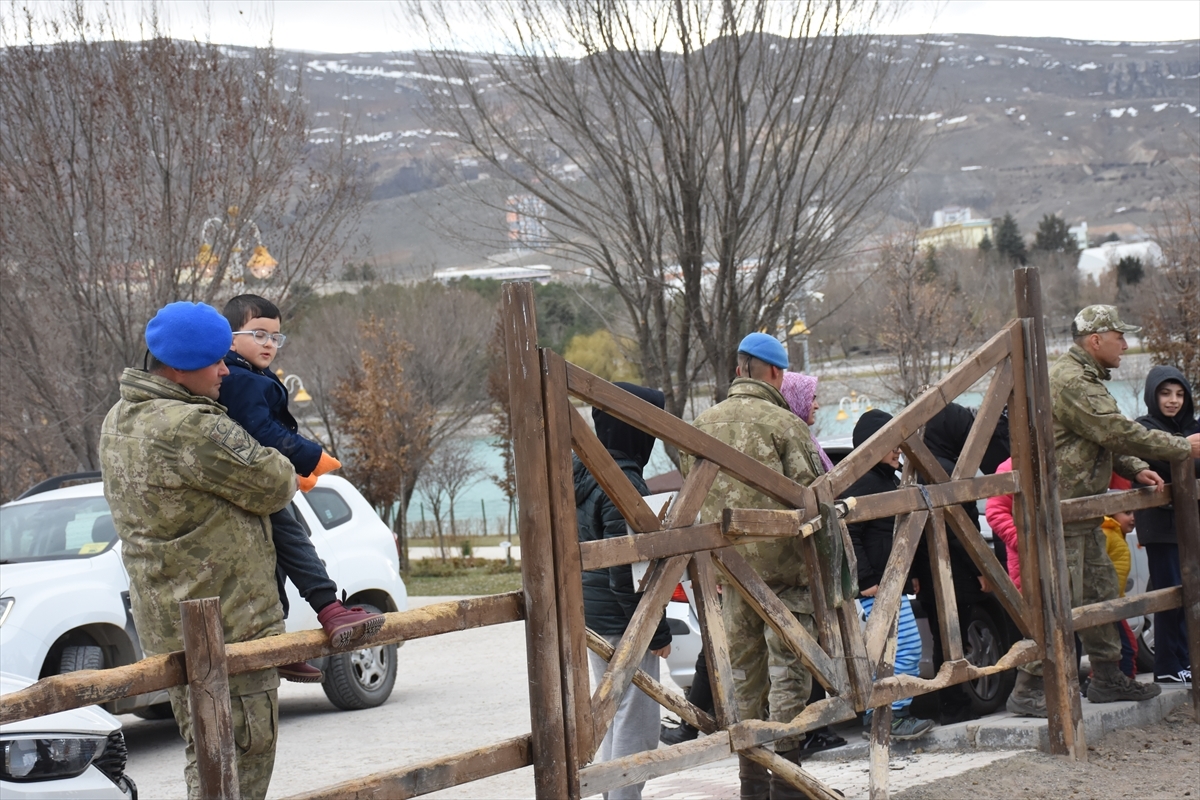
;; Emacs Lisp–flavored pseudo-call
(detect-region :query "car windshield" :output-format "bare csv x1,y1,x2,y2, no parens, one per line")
0,497,117,563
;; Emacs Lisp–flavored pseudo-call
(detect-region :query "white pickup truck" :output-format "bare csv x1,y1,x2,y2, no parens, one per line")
0,473,407,717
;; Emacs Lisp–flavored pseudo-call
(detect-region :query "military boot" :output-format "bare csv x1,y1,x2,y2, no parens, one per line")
738,754,769,800
769,746,806,800
1006,670,1048,718
1087,660,1162,703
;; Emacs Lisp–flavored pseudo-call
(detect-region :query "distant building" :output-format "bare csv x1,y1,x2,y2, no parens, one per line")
433,264,554,284
506,194,550,250
1076,240,1162,283
918,218,995,251
1068,221,1088,251
932,206,975,228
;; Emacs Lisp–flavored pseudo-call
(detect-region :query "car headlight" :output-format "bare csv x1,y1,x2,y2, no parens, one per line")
0,597,13,627
1,735,106,782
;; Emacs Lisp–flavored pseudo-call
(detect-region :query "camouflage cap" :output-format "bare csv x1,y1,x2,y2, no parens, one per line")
1071,305,1141,337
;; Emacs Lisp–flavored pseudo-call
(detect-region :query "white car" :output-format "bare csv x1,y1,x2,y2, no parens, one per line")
0,473,407,716
1,671,136,799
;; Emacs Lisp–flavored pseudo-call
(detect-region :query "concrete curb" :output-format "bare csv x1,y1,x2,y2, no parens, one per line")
805,683,1192,761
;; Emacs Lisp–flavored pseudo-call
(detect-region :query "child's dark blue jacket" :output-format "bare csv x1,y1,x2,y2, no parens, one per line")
219,352,323,476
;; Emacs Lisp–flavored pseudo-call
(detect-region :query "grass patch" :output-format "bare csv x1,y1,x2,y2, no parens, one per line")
404,557,523,596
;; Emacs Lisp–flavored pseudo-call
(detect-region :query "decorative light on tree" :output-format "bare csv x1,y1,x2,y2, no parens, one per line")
196,206,279,283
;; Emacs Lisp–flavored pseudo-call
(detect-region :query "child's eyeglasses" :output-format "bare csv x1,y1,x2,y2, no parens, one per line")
233,330,287,348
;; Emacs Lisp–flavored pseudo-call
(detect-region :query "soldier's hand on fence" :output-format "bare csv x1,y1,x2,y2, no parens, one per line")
1134,469,1166,490
651,644,672,658
1187,433,1200,458
978,575,993,593
860,585,878,597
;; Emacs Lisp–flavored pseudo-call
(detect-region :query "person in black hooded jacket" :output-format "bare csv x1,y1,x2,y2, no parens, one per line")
913,402,1010,720
1134,365,1199,684
574,383,671,799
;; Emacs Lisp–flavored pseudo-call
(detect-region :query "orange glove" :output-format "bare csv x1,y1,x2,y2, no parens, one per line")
298,452,342,493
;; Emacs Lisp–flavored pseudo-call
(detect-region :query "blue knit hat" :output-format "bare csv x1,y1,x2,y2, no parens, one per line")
145,302,232,370
737,332,788,369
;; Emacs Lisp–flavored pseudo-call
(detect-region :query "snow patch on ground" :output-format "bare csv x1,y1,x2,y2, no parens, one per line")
961,165,982,171
1076,62,1099,71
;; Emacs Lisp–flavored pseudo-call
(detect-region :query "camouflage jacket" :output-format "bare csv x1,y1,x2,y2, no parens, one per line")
1049,346,1190,535
99,369,296,695
681,378,822,587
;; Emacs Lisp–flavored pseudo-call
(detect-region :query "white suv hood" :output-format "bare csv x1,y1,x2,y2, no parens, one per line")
0,672,120,737
0,556,108,597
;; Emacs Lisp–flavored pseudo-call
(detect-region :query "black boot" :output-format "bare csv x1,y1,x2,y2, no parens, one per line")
769,746,806,800
739,754,770,800
660,720,699,745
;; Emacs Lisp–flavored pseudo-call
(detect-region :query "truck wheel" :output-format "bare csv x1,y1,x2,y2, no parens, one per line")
961,606,1015,715
59,644,104,673
321,604,397,710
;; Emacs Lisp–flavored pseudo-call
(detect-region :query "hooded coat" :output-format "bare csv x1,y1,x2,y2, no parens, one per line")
574,383,671,649
1134,366,1200,546
841,410,908,593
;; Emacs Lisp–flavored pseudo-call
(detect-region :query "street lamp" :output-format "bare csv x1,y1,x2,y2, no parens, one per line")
196,206,279,283
835,390,872,421
276,370,312,404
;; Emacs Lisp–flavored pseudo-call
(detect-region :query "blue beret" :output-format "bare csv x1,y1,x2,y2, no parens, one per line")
146,302,232,371
738,332,788,369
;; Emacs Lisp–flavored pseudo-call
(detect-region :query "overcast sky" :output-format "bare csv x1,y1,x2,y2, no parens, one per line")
12,1,1200,53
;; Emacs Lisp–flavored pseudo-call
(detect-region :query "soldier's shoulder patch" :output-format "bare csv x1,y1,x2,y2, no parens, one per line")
205,415,261,465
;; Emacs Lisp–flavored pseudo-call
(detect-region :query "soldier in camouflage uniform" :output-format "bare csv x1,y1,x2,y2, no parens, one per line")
680,333,822,800
99,302,297,800
1006,305,1199,717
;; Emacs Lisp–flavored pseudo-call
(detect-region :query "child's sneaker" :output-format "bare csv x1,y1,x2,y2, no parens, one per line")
279,661,324,683
1154,669,1192,684
890,714,935,741
318,601,386,649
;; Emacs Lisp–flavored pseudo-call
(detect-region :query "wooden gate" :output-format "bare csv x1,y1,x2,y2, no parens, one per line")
1,267,1196,800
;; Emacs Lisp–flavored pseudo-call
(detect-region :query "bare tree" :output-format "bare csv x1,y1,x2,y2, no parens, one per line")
407,0,936,416
286,282,495,555
1142,197,1200,390
0,5,365,498
417,438,484,561
330,318,433,570
873,238,975,404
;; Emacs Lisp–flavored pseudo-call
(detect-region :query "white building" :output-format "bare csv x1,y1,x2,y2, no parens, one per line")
1076,240,1162,283
932,206,974,228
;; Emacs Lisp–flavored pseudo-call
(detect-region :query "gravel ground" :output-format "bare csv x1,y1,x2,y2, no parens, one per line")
894,705,1200,800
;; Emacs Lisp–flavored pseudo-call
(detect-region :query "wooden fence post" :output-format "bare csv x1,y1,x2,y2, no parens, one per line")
1013,267,1085,760
180,597,239,799
1170,458,1200,719
501,282,571,799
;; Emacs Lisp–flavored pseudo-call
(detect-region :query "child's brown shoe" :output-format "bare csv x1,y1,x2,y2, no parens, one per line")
318,601,385,649
279,661,324,683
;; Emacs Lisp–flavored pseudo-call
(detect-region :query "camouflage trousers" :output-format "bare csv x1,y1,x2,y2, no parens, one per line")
1021,525,1122,676
167,685,280,800
723,583,814,751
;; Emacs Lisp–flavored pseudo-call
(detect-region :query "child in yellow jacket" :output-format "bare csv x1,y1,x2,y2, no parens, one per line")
1101,511,1138,676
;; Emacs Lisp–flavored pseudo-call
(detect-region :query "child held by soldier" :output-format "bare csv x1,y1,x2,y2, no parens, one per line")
220,294,384,682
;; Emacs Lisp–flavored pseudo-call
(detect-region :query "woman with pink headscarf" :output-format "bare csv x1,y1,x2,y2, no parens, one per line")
780,372,834,473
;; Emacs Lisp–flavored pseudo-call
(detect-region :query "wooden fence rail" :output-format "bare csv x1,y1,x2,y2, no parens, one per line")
1,267,1196,800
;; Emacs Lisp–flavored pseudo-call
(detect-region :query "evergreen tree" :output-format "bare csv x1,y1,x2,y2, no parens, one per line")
1033,213,1079,254
1116,255,1144,286
995,213,1027,265
978,233,993,253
